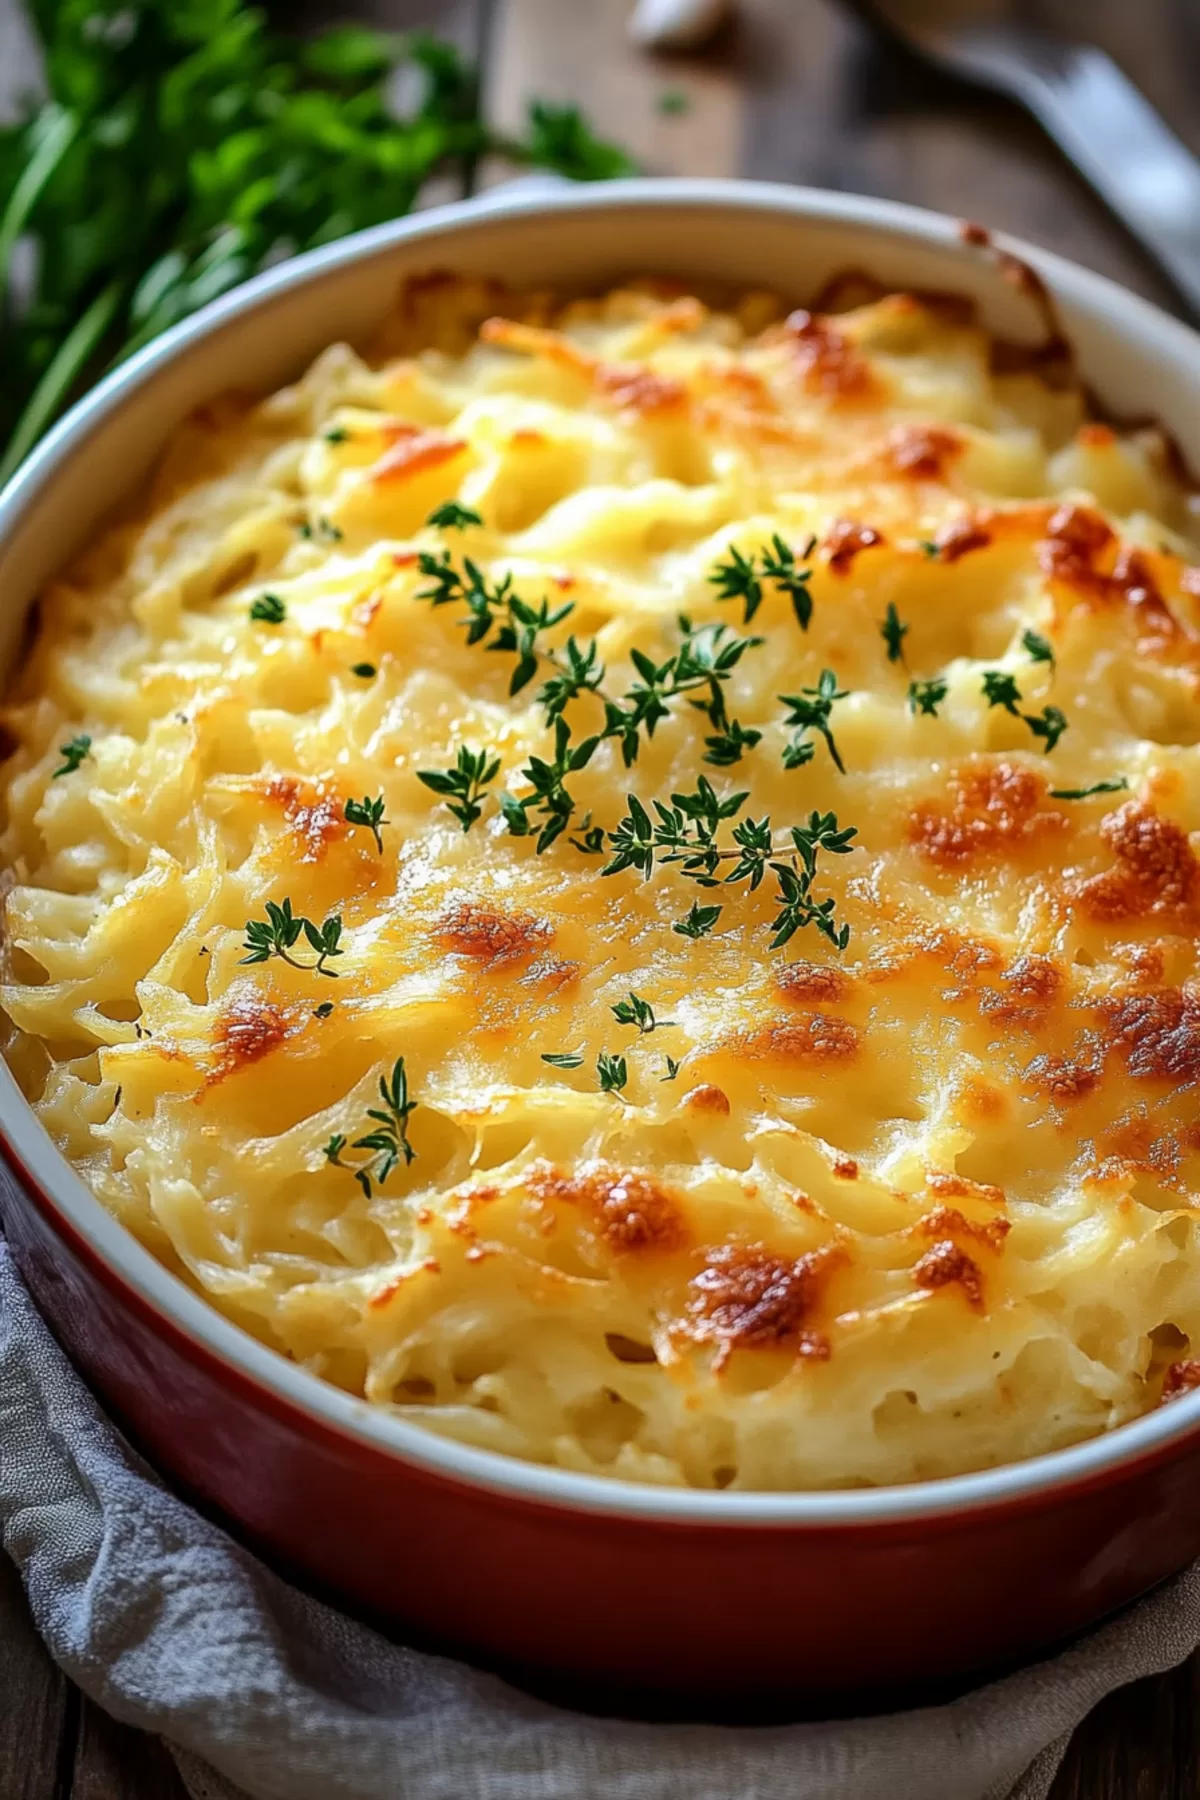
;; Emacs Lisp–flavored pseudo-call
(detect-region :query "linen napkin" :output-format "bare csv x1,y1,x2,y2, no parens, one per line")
2,1240,1198,1800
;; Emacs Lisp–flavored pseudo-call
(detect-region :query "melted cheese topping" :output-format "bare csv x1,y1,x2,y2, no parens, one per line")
6,277,1200,1491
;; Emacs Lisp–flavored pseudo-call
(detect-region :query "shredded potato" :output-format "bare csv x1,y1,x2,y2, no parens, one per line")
5,275,1200,1490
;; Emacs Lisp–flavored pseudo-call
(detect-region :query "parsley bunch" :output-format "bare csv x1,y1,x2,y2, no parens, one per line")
0,2,633,484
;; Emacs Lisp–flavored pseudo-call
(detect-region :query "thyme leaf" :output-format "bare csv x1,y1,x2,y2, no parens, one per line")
241,899,343,976
673,902,722,939
249,592,286,624
417,746,501,832
779,669,849,773
344,793,388,854
326,1057,417,1197
880,602,909,665
908,678,948,717
427,501,482,531
1049,777,1129,800
612,991,676,1034
597,1050,628,1094
52,733,91,777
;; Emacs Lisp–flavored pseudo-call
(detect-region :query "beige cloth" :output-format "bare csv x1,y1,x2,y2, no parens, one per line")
2,1240,1196,1800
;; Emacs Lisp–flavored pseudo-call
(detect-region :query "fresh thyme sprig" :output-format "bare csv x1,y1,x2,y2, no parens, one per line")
908,678,948,717
500,716,601,852
52,733,91,777
612,991,676,1034
880,602,909,665
709,534,816,629
417,747,501,832
662,1055,681,1080
344,793,387,853
541,1050,585,1069
538,636,606,722
766,811,858,950
603,616,763,769
779,669,849,773
597,1050,628,1094
604,785,856,950
708,545,762,622
240,898,343,977
324,1057,416,1197
416,547,574,695
249,592,286,624
603,779,747,883
1049,777,1129,800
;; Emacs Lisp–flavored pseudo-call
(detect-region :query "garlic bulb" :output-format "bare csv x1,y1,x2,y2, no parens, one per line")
628,0,733,50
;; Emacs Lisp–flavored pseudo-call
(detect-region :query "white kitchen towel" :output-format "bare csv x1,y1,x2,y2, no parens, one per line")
1,1242,1197,1800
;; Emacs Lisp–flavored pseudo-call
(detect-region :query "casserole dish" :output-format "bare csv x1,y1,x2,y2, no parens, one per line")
3,178,1200,1701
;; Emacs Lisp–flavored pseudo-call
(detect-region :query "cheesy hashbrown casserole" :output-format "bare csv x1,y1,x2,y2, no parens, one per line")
4,275,1200,1491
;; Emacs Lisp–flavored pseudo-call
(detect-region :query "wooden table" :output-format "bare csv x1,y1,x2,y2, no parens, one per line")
1,1,1199,1794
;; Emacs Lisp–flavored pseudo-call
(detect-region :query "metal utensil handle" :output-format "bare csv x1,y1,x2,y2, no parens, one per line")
1015,47,1200,317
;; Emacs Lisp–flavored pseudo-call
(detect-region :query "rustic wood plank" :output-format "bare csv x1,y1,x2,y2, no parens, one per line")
71,1701,189,1800
741,0,1199,316
484,0,744,182
0,1551,73,1800
1049,1654,1200,1800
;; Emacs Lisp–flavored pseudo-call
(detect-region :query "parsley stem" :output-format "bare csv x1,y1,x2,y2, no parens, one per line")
0,278,124,487
0,107,77,312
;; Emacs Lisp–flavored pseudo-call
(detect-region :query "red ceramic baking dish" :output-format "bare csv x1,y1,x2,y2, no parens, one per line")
3,179,1200,1704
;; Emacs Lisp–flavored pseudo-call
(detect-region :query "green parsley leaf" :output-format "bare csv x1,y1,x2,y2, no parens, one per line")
351,662,376,678
0,18,632,481
661,1055,681,1081
314,1001,335,1019
541,1050,585,1069
323,426,350,445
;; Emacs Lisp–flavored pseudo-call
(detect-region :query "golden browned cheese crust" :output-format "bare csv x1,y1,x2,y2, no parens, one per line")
4,275,1200,1490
